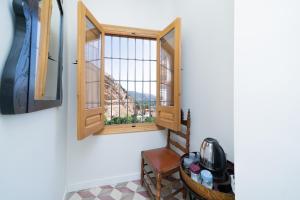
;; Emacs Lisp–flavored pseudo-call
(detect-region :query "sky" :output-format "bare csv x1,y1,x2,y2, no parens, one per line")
104,35,157,95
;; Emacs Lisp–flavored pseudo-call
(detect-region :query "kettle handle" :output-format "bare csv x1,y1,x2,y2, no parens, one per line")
214,142,227,171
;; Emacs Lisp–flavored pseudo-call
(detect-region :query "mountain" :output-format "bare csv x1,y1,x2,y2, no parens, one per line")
104,74,156,119
127,91,156,103
104,75,135,118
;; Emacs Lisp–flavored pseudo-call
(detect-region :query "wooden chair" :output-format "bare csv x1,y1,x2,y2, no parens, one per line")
141,110,191,200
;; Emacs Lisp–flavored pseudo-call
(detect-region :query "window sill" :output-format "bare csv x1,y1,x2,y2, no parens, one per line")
93,123,164,135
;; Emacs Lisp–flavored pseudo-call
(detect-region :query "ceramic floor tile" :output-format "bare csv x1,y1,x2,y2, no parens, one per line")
120,193,135,200
89,187,102,197
136,185,146,193
99,188,114,197
78,190,96,198
66,180,183,200
101,185,114,189
115,182,128,188
98,196,115,200
68,193,82,200
126,181,139,192
116,187,134,194
132,180,142,186
110,189,122,200
136,191,149,198
132,193,147,200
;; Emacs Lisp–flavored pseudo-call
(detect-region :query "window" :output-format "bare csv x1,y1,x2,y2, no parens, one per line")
156,20,182,132
104,36,157,125
77,2,182,139
77,2,105,140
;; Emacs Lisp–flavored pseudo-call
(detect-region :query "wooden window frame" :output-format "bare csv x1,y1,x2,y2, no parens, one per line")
94,25,164,135
155,18,181,132
77,2,181,138
77,1,106,140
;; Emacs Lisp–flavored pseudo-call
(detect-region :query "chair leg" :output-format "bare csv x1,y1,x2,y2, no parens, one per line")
156,173,161,200
183,188,187,199
141,155,144,186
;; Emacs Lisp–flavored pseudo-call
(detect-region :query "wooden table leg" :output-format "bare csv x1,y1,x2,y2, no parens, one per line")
141,155,144,186
183,188,187,199
156,173,161,200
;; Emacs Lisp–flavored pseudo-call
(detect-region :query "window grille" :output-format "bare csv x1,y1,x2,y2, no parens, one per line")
104,35,157,125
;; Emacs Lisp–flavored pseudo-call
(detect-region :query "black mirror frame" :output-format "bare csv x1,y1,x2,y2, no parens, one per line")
28,0,64,112
0,0,64,114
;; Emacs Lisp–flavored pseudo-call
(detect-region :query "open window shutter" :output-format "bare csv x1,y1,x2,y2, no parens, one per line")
77,1,105,140
156,18,181,131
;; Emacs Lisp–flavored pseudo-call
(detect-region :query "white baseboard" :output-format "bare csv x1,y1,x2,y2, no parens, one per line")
66,172,140,193
62,187,68,200
62,191,66,200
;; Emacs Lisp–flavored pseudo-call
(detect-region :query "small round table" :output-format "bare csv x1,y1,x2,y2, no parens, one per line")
179,152,235,200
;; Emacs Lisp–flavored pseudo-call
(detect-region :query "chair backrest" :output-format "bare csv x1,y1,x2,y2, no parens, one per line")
166,109,191,155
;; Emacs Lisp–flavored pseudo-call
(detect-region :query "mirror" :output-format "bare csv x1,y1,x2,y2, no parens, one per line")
43,0,61,100
0,0,63,114
28,0,63,112
35,0,61,100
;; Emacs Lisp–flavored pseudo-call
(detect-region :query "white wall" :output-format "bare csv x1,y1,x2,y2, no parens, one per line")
175,0,234,161
0,1,67,200
235,0,300,199
0,0,234,197
65,0,175,191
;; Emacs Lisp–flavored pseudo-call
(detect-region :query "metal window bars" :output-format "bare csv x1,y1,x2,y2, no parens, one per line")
104,35,157,124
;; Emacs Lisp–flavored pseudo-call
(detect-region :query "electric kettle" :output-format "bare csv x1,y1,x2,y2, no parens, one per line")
200,138,227,174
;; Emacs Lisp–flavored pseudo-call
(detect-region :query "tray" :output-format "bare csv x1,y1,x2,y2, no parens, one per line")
180,152,235,200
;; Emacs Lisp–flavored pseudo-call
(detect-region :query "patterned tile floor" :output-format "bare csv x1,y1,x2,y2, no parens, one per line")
66,179,183,200
67,180,150,200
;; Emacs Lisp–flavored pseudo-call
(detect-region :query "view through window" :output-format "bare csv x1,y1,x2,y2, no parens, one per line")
104,35,157,125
